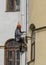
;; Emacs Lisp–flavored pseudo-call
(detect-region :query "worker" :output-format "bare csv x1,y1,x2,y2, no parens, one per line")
15,23,26,44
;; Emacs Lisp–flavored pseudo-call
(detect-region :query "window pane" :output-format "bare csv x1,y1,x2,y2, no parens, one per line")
8,50,12,58
17,50,20,59
8,61,12,65
9,0,14,11
16,0,20,11
16,0,20,5
15,50,20,65
17,61,20,65
10,0,14,6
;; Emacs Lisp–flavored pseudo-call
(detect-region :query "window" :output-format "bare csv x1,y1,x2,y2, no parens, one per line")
5,39,20,65
6,0,20,12
5,49,15,65
30,24,35,61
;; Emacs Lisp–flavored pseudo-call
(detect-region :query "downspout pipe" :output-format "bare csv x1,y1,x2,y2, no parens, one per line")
26,0,27,36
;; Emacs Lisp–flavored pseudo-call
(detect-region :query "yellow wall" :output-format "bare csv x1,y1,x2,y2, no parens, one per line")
35,30,46,65
27,0,46,65
27,30,31,62
29,0,46,27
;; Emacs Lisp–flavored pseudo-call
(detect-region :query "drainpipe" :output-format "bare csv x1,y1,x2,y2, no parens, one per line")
26,0,28,65
26,0,27,36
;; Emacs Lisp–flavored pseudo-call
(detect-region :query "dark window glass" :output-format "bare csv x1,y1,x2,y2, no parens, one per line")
17,61,20,65
8,0,14,11
8,61,12,65
17,50,20,65
9,0,14,9
15,50,20,65
16,0,20,5
10,0,14,6
17,50,20,59
8,50,12,58
16,0,20,11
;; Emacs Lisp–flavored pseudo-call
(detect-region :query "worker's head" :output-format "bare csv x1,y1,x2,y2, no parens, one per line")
17,23,21,29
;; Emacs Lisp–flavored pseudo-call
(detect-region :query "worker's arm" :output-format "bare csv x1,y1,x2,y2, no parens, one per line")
17,29,23,36
21,31,26,33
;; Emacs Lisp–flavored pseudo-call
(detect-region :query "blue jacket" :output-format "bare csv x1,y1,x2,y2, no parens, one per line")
15,28,23,41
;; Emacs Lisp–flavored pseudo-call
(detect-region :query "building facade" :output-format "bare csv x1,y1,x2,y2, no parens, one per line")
0,0,28,65
27,0,46,65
